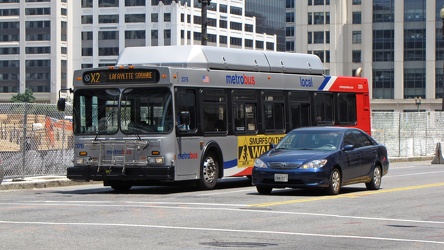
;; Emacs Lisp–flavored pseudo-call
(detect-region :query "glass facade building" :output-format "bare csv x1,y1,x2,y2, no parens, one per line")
286,0,444,112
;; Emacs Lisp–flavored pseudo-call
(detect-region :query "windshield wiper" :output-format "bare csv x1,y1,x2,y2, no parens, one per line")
94,110,116,141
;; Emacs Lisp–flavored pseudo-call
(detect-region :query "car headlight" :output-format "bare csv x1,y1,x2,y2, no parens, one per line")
254,158,268,168
300,159,327,169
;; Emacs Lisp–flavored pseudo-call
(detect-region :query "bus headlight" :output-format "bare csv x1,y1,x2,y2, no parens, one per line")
148,157,164,165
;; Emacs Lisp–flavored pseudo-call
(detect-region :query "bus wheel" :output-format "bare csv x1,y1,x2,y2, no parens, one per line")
111,184,132,192
197,153,219,190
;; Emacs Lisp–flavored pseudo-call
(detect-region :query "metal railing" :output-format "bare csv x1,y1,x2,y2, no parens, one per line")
1,103,441,179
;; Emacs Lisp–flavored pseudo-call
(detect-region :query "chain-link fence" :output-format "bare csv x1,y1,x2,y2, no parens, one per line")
1,103,443,179
371,112,444,158
0,103,73,179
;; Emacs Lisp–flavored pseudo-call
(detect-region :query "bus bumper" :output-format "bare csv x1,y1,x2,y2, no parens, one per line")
67,165,175,182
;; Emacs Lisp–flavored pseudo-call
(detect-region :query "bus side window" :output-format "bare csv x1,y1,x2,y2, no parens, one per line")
314,92,334,125
233,90,257,134
175,88,197,132
201,89,227,133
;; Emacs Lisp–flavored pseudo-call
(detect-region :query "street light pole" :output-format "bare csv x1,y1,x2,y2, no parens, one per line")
198,0,211,45
440,6,444,111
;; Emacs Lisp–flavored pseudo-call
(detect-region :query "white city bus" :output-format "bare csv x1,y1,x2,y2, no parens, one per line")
58,45,370,191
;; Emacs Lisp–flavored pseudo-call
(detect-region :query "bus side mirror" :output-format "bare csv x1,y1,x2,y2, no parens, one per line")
57,98,66,111
57,88,73,111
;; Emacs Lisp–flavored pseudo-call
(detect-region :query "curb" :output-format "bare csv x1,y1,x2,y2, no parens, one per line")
0,177,100,190
0,156,437,190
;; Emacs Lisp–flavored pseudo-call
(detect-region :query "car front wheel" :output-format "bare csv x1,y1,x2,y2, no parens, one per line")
366,165,382,190
256,186,273,195
325,168,341,195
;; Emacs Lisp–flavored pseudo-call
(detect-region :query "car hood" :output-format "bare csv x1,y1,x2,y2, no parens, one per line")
260,149,334,164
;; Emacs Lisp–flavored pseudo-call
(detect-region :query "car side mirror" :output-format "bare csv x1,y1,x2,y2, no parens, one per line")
343,144,355,151
269,143,276,149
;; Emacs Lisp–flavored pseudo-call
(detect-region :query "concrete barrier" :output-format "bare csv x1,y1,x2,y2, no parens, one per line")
431,142,444,164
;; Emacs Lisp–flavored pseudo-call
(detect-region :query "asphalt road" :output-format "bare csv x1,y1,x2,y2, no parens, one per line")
1,160,444,249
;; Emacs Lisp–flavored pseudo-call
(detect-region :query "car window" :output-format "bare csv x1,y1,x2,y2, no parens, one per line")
343,131,357,147
352,130,374,147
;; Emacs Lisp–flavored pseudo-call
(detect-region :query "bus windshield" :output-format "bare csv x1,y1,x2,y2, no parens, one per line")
73,87,173,135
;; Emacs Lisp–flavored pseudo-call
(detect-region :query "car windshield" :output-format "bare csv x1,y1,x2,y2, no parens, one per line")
276,130,342,150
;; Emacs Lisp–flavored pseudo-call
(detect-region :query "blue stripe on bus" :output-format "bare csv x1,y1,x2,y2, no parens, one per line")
318,76,331,91
224,159,237,169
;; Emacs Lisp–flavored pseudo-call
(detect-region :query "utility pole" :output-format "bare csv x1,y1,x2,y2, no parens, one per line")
198,0,211,45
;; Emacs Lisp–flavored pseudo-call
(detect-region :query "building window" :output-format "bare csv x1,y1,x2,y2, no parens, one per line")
125,30,145,39
352,50,361,63
286,0,295,8
98,31,118,40
151,13,158,22
25,8,50,15
352,12,361,24
245,39,253,48
373,70,394,99
230,22,242,31
353,0,361,5
352,31,361,44
404,0,425,21
286,12,294,22
82,31,93,40
313,51,324,63
81,15,93,24
82,48,93,56
164,13,171,22
230,6,242,15
286,41,294,51
220,35,227,44
98,47,119,56
286,27,294,37
125,0,145,6
219,20,227,28
313,31,324,43
230,37,242,46
373,0,394,22
99,15,119,23
99,0,119,7
373,29,394,61
256,40,264,49
314,12,324,24
404,29,425,61
404,68,425,99
125,14,145,23
81,0,93,8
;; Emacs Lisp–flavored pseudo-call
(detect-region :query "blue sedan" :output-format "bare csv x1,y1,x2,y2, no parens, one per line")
252,127,389,195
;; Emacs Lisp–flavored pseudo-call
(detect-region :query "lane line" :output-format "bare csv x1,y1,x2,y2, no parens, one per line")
1,200,444,225
249,182,444,207
0,220,443,245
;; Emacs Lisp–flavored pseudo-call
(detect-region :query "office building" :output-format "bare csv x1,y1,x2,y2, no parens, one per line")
286,0,444,112
0,0,73,103
75,0,278,70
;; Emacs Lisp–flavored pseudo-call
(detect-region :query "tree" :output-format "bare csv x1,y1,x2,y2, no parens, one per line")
11,88,36,103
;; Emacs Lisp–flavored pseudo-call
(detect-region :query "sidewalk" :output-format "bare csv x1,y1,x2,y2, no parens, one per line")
0,176,99,190
0,156,437,191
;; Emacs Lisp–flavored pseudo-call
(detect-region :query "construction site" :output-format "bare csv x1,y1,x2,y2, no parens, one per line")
0,103,73,179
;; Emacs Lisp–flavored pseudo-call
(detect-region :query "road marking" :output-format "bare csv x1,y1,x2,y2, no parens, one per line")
0,220,443,245
249,182,444,207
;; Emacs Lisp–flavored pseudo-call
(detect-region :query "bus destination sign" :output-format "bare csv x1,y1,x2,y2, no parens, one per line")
82,69,160,84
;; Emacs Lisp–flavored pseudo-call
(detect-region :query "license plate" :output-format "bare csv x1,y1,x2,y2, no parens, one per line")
274,173,288,182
